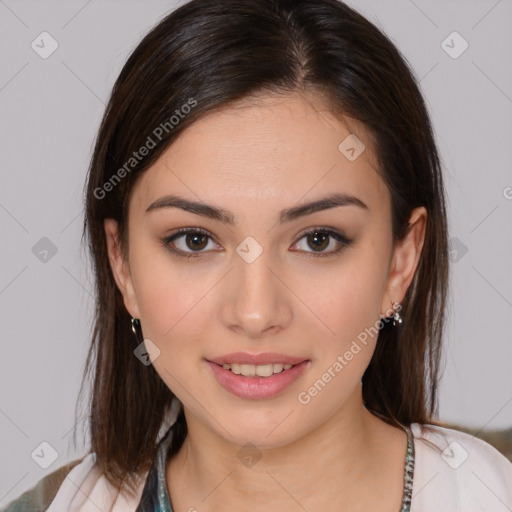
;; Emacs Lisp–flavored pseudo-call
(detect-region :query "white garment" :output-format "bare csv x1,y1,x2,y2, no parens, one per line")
5,409,512,511
410,423,512,511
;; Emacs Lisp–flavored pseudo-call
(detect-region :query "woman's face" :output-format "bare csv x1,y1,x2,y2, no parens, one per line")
106,91,426,448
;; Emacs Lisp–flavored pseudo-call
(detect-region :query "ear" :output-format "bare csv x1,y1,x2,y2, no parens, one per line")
104,218,141,319
380,206,427,317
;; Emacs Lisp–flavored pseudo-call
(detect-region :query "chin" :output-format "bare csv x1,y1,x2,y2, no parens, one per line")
219,415,300,448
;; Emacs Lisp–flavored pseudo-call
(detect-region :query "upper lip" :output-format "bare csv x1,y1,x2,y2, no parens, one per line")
207,352,308,366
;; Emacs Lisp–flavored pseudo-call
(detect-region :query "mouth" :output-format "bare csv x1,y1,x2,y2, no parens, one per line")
212,361,302,378
206,359,311,399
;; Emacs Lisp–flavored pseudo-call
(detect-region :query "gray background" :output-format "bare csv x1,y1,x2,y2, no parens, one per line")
1,0,511,505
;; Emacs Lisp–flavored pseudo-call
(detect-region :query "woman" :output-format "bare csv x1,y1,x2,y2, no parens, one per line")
3,0,511,511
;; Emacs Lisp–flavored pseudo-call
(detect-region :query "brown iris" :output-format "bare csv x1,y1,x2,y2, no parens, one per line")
185,232,208,251
307,231,329,252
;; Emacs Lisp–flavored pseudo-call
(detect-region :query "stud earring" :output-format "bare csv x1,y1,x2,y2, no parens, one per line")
392,302,403,326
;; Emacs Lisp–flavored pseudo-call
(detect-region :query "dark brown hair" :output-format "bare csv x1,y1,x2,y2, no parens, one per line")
75,0,449,500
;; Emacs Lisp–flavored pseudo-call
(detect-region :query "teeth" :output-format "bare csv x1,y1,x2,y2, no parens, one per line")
221,362,294,377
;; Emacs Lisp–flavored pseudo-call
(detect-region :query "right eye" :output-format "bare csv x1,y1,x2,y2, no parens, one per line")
160,227,221,259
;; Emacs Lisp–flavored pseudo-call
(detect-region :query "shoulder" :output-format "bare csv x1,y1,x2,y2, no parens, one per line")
0,457,85,512
410,422,512,511
0,454,147,512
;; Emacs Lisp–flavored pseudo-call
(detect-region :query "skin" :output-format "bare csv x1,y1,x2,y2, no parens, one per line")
105,91,426,512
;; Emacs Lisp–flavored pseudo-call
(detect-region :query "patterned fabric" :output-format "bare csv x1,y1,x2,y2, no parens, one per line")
401,424,415,511
0,458,84,512
134,425,174,512
134,422,416,512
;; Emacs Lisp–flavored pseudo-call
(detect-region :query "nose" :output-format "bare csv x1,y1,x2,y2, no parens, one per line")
220,248,293,339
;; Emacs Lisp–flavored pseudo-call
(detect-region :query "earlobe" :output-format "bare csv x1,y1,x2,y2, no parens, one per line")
381,207,427,313
103,218,141,319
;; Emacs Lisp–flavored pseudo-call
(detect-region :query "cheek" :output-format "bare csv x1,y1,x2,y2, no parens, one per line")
296,257,386,350
129,243,213,344
132,256,213,396
293,263,385,407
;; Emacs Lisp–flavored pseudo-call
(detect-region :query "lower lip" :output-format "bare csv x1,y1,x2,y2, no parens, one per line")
206,360,310,399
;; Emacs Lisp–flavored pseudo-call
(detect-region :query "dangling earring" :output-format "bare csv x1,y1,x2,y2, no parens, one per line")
392,302,403,326
131,317,142,342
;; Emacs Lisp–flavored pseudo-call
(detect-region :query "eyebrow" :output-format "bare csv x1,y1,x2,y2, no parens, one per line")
145,192,369,224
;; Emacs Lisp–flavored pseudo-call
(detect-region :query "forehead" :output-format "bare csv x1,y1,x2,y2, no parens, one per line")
130,92,390,221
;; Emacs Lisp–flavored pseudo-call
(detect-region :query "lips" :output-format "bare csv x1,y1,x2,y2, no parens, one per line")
207,352,308,366
207,359,310,399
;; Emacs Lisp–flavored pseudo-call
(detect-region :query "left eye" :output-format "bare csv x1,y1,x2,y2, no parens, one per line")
160,227,353,259
291,228,353,258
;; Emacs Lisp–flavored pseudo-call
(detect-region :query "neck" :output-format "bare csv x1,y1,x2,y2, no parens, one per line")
166,388,407,511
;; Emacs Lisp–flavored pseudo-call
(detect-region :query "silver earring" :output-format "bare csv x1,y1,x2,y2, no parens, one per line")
131,317,142,341
392,302,403,326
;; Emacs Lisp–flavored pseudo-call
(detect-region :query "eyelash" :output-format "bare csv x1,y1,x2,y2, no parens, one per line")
159,226,354,260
